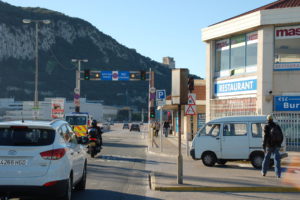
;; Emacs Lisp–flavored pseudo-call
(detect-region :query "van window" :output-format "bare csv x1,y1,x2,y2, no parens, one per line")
223,123,247,136
199,124,220,137
252,123,263,137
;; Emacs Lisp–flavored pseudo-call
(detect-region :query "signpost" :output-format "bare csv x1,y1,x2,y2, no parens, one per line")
156,89,166,152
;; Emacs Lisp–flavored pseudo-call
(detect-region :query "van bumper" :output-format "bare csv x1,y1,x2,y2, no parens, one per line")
190,149,199,160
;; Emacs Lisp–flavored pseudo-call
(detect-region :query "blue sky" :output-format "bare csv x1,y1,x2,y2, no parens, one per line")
4,0,274,78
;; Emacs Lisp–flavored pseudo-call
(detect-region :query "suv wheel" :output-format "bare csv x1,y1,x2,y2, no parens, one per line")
202,152,217,167
251,152,264,169
60,175,72,200
75,163,87,191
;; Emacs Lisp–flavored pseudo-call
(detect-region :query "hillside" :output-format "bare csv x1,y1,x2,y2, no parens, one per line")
0,1,172,108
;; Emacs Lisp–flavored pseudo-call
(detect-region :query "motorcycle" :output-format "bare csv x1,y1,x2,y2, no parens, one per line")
87,136,101,158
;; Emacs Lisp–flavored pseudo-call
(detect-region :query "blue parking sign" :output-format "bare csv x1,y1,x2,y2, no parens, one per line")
156,90,166,100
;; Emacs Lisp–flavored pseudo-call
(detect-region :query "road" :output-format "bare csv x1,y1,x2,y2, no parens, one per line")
72,125,154,200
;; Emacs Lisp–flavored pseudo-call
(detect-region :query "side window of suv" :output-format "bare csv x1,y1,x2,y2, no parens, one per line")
60,125,71,143
66,125,78,145
223,123,247,136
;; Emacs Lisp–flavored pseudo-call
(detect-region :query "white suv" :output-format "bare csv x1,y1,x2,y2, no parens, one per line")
0,120,87,200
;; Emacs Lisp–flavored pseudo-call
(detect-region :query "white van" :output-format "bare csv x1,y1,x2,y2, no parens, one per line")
190,115,288,169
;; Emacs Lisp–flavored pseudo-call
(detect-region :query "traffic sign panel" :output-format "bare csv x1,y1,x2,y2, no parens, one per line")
112,71,118,81
156,90,166,100
101,71,112,80
119,71,130,81
185,105,196,115
188,93,196,105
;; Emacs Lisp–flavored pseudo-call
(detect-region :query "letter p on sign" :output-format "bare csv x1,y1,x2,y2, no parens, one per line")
156,90,166,101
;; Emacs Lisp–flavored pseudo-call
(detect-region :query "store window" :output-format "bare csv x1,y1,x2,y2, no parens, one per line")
231,35,246,70
246,32,258,72
215,32,258,77
215,39,230,76
274,25,300,70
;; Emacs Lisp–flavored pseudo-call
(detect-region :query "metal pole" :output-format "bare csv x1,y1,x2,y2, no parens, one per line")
33,22,39,119
160,107,163,152
177,104,183,184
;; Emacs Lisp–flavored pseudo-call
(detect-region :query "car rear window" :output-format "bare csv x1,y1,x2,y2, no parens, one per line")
0,127,55,146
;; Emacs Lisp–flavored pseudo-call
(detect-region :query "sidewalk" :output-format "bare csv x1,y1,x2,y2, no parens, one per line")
146,134,300,192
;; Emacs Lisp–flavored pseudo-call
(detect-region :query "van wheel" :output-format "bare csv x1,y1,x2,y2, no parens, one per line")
217,159,227,165
202,152,217,167
251,152,264,169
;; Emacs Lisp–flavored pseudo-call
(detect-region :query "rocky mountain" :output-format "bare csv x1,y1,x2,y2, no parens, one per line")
0,1,173,108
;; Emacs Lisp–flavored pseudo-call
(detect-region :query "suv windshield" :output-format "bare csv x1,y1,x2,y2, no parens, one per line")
0,127,55,146
65,116,87,125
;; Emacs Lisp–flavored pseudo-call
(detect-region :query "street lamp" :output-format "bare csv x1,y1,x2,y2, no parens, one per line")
22,19,51,119
71,59,88,112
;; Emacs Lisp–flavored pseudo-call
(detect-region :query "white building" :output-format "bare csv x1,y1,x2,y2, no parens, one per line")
202,0,300,120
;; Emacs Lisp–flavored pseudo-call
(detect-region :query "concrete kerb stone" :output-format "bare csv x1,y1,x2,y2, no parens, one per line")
149,173,300,192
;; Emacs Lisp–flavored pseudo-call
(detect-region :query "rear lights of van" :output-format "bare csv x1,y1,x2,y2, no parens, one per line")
40,148,66,160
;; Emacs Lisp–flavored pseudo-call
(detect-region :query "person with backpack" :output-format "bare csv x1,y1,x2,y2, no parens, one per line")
261,115,284,178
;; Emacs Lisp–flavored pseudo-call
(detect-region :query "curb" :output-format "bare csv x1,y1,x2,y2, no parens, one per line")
149,173,300,193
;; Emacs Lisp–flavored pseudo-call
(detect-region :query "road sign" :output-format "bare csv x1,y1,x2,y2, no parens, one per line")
188,93,196,105
157,100,166,106
119,71,130,81
101,71,112,80
74,88,80,94
150,87,156,93
185,105,196,115
112,71,118,81
51,98,65,119
156,90,166,101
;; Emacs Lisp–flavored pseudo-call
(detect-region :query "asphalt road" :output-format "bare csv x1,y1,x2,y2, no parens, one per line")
72,125,154,200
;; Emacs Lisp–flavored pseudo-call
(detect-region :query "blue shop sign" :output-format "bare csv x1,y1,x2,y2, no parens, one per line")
215,79,257,95
118,71,130,81
101,71,112,80
274,96,300,111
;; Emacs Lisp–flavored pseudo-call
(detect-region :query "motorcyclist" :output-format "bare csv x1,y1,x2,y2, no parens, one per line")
90,120,103,147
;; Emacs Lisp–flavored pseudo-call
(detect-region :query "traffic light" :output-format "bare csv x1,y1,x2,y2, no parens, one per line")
84,69,90,80
150,107,155,119
140,70,146,80
188,77,194,92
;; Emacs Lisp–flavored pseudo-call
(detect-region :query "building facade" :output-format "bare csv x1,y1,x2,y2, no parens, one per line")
202,0,300,121
162,57,176,69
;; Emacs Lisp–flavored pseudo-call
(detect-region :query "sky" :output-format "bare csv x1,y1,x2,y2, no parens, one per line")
4,0,275,78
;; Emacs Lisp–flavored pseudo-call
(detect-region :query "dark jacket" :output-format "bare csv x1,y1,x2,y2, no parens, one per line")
263,121,283,150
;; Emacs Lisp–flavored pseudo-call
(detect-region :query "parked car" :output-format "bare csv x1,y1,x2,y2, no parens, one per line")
0,120,87,200
123,123,129,129
190,115,288,169
130,124,140,132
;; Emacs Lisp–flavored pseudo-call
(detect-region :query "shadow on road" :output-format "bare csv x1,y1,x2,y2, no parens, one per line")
103,142,147,149
73,189,162,200
97,155,173,165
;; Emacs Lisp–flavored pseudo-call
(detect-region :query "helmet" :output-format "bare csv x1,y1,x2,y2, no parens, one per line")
92,120,97,127
267,114,273,121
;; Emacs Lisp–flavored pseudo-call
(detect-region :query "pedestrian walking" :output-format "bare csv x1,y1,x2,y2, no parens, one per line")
261,114,284,178
163,121,170,137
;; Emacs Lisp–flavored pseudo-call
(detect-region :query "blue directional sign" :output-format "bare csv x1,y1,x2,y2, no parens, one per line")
101,71,112,80
156,90,166,100
274,96,300,111
118,71,130,81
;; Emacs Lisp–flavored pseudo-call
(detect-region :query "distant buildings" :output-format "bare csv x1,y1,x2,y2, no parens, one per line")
162,57,175,69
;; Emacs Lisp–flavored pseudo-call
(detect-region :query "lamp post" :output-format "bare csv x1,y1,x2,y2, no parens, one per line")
71,59,88,112
22,19,51,119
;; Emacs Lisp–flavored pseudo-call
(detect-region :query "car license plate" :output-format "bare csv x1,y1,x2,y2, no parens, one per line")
0,159,28,166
